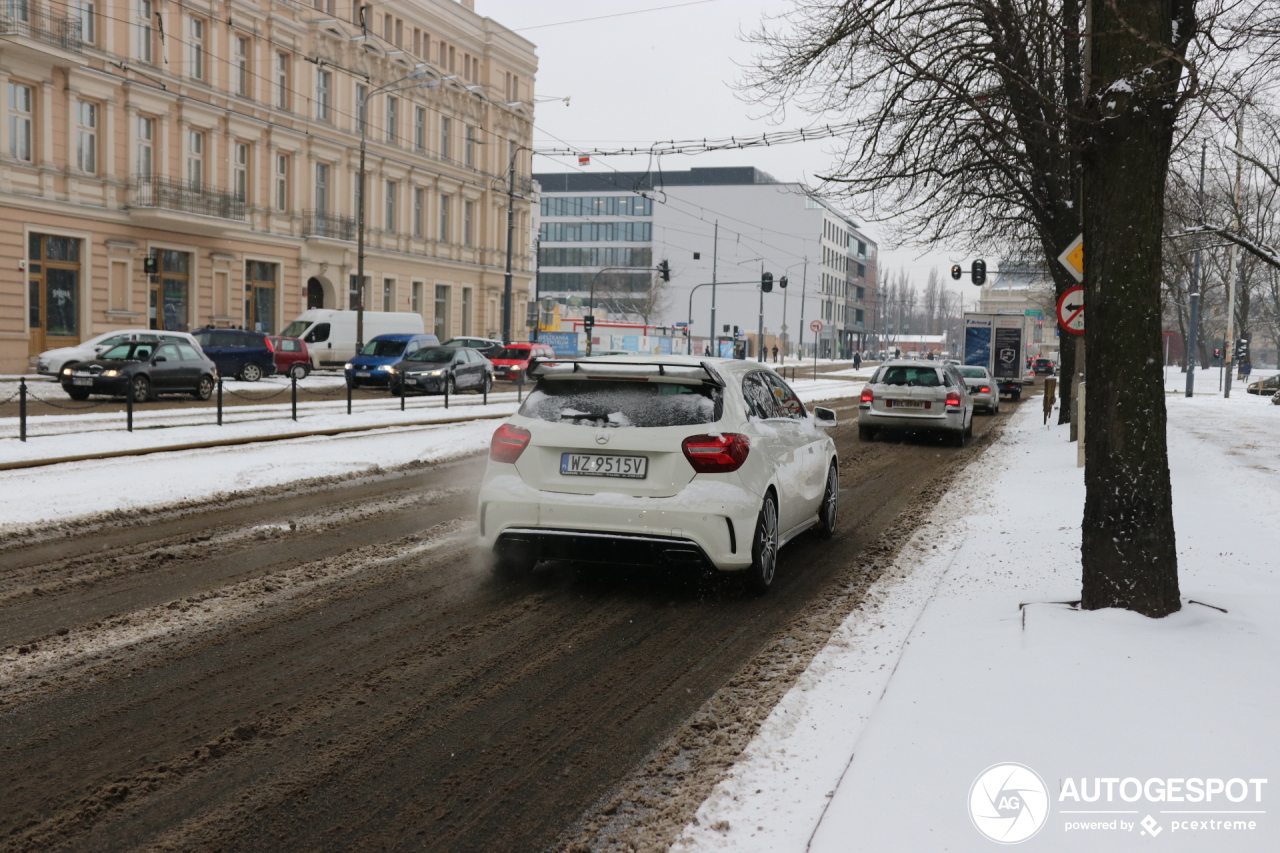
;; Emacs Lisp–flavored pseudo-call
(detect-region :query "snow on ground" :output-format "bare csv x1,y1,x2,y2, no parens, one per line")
678,387,1280,851
0,379,859,534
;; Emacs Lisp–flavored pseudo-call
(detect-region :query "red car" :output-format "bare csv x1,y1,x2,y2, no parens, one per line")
490,342,556,383
268,336,312,379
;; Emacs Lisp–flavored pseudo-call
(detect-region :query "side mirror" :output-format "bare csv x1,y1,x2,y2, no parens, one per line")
153,356,167,363
814,406,837,427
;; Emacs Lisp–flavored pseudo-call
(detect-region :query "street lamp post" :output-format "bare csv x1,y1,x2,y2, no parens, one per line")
355,66,434,355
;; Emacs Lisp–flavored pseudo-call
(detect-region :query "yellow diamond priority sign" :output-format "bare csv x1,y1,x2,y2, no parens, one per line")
1057,234,1084,283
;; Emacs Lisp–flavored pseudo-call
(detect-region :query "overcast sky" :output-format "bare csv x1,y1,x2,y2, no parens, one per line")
479,0,988,299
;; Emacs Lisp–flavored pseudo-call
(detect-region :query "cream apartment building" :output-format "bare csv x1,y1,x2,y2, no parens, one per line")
0,0,537,372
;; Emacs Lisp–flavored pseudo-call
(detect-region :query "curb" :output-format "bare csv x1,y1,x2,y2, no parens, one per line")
0,412,511,472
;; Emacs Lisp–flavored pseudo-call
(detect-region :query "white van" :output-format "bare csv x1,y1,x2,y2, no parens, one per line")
279,310,425,368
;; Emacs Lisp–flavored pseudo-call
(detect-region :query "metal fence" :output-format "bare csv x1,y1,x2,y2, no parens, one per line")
0,6,83,52
303,210,358,241
133,176,246,221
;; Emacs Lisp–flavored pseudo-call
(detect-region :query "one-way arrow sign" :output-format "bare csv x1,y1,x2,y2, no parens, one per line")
1057,285,1085,335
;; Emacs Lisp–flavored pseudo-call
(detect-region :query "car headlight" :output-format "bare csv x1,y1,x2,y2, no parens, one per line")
377,364,395,371
62,367,73,376
102,369,119,377
425,369,444,376
344,362,354,370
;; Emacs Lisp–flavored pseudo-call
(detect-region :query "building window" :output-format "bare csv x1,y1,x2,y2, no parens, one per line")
355,83,368,133
414,106,425,151
439,194,450,242
313,0,333,11
539,195,654,217
411,281,423,315
76,0,95,44
316,69,332,121
136,116,154,177
461,287,472,335
348,274,368,309
440,115,451,160
8,82,32,162
385,96,397,144
188,17,205,81
385,180,397,232
136,0,153,63
434,285,449,339
276,53,290,110
275,153,289,211
234,35,251,98
187,130,203,188
76,101,97,174
382,278,394,312
234,142,249,202
856,285,865,300
246,261,278,334
395,18,403,46
464,125,476,168
463,200,474,247
383,13,392,41
28,235,82,344
315,162,329,214
413,188,424,238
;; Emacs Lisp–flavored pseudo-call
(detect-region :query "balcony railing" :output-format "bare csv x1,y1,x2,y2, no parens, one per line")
0,6,83,53
303,210,357,241
133,176,246,221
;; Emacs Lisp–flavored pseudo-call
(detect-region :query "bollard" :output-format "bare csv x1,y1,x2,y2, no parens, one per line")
444,378,449,409
346,380,352,415
517,372,523,403
483,375,488,406
126,386,134,432
217,377,224,426
399,374,406,411
19,378,26,442
291,373,298,421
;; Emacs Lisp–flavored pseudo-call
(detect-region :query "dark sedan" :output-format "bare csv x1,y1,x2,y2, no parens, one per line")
1247,374,1280,395
60,340,218,402
387,346,493,396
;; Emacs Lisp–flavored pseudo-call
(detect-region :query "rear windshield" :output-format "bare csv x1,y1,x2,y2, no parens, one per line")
495,346,531,360
360,340,407,357
519,379,722,428
405,347,455,363
957,367,988,378
880,366,943,387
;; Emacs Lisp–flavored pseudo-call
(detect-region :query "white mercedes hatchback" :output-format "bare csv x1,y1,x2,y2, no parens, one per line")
476,356,840,591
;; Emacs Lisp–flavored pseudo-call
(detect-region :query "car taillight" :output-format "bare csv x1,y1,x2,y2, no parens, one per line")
682,433,750,473
263,337,275,353
945,391,962,407
860,386,874,403
978,386,991,394
490,423,531,463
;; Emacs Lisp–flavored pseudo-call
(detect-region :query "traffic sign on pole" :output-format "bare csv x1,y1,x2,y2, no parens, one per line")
1056,286,1085,335
809,319,824,334
1057,234,1084,283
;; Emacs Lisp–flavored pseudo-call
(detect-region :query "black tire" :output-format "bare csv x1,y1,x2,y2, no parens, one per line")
289,363,309,380
964,413,974,438
66,388,90,401
130,375,151,403
239,362,263,382
745,493,780,593
193,376,214,401
346,377,359,390
858,424,875,442
481,373,492,394
950,427,966,447
447,375,457,395
817,464,838,539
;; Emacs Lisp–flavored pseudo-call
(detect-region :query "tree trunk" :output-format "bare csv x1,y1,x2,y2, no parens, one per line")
1079,0,1187,617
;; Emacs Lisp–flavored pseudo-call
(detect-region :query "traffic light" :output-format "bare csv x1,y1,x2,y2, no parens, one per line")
144,255,159,276
761,272,774,293
950,264,962,281
972,259,987,286
779,275,788,289
657,260,671,282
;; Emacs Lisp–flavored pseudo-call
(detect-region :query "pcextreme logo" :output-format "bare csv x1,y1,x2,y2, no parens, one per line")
969,763,1051,844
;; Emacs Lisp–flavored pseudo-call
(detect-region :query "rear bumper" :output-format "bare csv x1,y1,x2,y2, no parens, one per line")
477,471,760,571
858,405,964,432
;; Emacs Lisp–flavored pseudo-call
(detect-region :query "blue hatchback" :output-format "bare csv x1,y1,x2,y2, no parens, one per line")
344,333,440,387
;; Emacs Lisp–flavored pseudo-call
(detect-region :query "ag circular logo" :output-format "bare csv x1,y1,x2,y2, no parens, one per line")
969,763,1050,844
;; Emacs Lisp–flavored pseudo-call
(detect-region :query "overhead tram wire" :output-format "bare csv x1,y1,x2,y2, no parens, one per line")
533,122,860,158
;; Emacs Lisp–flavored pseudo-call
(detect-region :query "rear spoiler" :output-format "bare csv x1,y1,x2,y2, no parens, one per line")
527,357,725,387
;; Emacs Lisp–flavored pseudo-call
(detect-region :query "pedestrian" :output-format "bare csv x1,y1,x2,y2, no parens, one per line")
853,351,862,370
1242,361,1252,382
704,344,711,357
772,345,779,363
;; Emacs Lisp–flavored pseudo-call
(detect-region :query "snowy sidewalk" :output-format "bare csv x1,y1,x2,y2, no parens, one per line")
679,388,1280,851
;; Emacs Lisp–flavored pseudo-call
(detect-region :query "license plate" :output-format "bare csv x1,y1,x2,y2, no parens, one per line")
888,399,925,409
356,371,371,377
560,453,648,479
73,377,93,386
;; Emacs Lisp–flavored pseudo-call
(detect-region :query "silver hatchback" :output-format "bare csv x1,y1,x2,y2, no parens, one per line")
857,360,974,446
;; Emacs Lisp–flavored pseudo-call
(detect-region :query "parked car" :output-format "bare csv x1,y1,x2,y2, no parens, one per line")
442,336,505,358
1032,357,1057,376
268,336,312,380
857,360,975,446
192,328,277,381
490,342,556,383
60,340,218,402
344,333,440,388
388,346,493,395
956,365,1000,414
38,329,203,376
477,357,839,591
279,309,426,369
1246,374,1280,395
